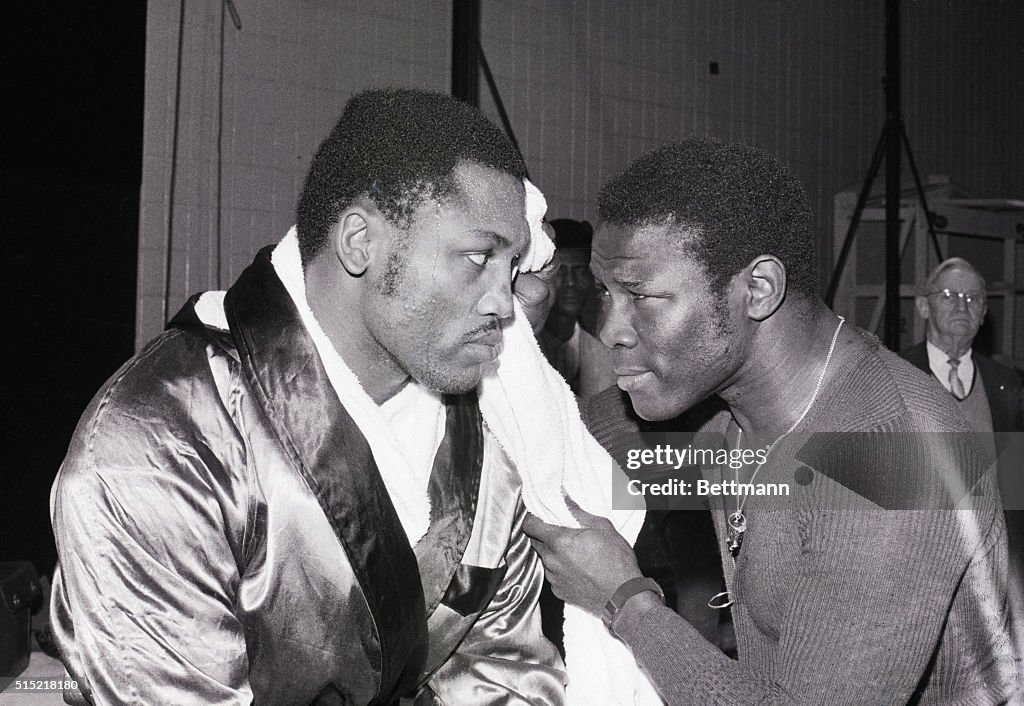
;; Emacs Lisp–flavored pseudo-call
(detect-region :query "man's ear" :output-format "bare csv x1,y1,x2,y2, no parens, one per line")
742,256,786,322
330,204,382,276
914,295,930,321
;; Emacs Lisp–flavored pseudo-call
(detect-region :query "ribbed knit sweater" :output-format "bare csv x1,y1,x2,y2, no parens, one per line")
583,330,1021,704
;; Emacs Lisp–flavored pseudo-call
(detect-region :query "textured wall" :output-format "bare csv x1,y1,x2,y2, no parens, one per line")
477,0,1024,292
138,0,451,342
138,0,1024,345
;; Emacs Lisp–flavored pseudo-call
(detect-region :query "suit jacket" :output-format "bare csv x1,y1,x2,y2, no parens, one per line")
50,247,565,705
900,341,1023,432
900,340,1024,592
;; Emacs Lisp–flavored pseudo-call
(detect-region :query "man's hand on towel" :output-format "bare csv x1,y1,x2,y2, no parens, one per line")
514,221,559,333
523,497,644,616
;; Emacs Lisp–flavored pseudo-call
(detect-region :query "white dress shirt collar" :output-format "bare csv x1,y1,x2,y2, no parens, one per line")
925,339,975,395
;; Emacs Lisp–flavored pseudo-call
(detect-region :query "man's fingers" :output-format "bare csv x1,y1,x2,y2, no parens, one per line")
531,249,560,284
545,580,568,603
523,512,559,543
514,272,553,333
513,272,551,307
563,494,613,529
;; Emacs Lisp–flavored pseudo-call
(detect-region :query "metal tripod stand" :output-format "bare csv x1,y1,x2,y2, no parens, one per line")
824,0,943,351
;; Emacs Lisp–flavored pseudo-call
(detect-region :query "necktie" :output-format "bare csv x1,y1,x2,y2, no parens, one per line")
947,357,966,400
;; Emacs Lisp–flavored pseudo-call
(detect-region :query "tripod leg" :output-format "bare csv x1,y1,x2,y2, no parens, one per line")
825,123,890,306
900,122,943,262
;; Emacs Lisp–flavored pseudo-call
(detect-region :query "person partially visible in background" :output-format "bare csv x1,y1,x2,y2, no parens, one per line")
901,256,1024,645
539,218,615,396
901,257,1022,437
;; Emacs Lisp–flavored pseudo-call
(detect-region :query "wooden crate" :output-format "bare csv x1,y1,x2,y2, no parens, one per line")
832,176,1024,367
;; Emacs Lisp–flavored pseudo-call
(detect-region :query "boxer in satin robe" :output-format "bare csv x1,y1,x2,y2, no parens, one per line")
50,88,566,705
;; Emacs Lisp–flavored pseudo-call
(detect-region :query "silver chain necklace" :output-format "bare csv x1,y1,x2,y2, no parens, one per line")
724,316,845,558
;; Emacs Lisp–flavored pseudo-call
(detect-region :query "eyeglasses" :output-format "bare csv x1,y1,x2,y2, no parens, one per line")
927,288,985,310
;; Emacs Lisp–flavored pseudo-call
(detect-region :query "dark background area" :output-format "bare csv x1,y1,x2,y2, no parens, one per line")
2,1,145,574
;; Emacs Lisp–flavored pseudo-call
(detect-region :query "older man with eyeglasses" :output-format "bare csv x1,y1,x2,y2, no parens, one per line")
902,257,1021,433
902,256,1024,652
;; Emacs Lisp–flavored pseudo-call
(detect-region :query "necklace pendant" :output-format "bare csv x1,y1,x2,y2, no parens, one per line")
726,511,746,556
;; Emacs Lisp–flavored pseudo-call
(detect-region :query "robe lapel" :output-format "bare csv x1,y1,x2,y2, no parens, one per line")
414,393,485,615
224,247,427,703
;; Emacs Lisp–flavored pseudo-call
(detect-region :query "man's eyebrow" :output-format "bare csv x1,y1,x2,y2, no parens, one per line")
465,229,529,257
465,229,511,248
617,278,650,288
591,252,640,261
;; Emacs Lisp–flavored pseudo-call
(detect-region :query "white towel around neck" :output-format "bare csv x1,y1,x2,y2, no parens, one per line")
478,181,658,706
195,232,443,545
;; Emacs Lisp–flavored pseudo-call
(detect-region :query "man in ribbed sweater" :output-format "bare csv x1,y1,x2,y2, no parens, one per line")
524,139,1020,704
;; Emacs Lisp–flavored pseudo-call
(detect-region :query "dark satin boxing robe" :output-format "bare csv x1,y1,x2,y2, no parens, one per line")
49,248,566,705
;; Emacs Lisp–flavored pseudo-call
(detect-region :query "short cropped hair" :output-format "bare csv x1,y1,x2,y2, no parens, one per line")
296,88,526,263
919,257,985,296
597,138,817,296
549,218,593,251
